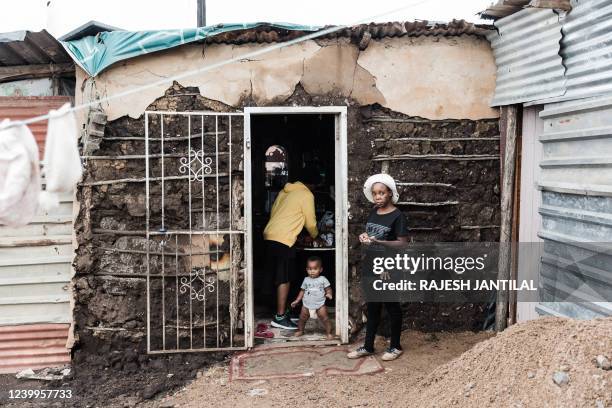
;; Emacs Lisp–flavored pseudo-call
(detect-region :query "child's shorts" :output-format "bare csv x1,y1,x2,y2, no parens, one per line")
309,308,317,319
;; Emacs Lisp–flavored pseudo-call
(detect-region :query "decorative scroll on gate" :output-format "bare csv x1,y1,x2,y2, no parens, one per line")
144,111,246,353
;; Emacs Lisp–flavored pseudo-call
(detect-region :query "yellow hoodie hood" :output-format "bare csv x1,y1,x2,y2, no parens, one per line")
283,181,308,193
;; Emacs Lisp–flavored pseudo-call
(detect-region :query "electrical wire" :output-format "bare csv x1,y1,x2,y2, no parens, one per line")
0,0,436,128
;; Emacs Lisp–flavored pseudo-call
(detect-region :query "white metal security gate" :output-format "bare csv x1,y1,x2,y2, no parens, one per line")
144,111,247,353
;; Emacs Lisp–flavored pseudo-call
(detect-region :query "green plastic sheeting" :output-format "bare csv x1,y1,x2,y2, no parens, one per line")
61,22,320,77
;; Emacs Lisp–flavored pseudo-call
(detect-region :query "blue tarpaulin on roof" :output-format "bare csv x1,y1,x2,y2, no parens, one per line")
61,22,320,77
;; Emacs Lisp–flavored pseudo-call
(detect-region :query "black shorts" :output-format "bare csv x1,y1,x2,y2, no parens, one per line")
264,240,296,288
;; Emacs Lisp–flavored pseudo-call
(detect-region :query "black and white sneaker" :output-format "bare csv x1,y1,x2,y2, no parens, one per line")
271,315,298,330
347,346,374,359
381,347,403,361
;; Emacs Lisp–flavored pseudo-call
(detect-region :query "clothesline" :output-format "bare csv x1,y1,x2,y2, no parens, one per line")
0,0,434,130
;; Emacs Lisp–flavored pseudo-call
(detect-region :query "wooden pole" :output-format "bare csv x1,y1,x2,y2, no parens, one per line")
197,0,206,27
508,125,522,326
495,105,518,332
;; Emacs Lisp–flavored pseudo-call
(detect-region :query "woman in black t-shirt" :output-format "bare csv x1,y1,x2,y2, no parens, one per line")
347,173,409,361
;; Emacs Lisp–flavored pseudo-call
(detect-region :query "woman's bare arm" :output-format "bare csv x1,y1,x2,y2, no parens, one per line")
370,235,409,248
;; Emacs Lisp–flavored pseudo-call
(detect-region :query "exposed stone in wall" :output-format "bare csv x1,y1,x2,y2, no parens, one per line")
73,85,242,378
73,83,500,373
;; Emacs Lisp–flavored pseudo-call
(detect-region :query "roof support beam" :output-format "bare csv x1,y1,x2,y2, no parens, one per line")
0,63,74,83
529,0,572,11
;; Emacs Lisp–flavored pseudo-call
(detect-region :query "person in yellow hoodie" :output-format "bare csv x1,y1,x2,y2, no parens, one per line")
263,167,321,330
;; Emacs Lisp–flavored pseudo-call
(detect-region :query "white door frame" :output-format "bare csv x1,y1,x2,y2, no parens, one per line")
243,106,349,347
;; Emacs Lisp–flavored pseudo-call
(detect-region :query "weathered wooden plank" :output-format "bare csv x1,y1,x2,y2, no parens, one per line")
496,105,518,332
372,154,499,161
0,63,74,83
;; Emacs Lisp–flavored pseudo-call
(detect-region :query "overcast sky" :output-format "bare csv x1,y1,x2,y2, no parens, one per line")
1,0,492,37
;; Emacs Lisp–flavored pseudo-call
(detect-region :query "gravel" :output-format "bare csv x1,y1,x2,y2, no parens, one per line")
552,371,569,386
595,355,610,370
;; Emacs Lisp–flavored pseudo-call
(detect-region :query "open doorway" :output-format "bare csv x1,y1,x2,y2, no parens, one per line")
244,109,348,347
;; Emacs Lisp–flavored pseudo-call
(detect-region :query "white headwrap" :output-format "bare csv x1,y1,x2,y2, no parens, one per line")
363,173,399,204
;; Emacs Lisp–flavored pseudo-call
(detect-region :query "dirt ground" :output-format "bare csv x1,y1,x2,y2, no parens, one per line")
146,330,492,408
2,317,609,408
0,329,489,408
148,317,612,408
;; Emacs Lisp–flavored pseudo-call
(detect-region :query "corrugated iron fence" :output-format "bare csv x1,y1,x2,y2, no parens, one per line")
0,95,73,373
0,96,70,156
487,0,612,320
0,192,74,373
536,96,612,318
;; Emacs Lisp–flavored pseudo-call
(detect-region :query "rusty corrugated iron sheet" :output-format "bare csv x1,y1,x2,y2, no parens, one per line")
205,20,492,45
0,324,70,374
0,96,70,156
0,30,72,67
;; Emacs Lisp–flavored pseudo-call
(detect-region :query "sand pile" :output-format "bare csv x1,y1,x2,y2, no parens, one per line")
412,317,611,407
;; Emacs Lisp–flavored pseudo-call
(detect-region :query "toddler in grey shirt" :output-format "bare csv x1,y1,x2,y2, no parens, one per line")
291,256,333,339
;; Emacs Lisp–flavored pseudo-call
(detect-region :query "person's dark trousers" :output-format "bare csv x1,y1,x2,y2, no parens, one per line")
364,302,403,352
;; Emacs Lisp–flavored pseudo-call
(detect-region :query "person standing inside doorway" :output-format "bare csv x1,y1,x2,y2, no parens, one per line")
263,167,321,330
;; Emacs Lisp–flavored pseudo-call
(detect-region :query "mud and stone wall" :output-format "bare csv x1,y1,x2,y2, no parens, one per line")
72,34,500,376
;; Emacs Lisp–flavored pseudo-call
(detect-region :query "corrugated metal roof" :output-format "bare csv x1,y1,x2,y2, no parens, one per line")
480,0,531,20
481,0,573,20
0,30,72,67
0,324,70,374
487,0,612,106
0,96,70,156
560,0,612,101
59,20,121,42
487,8,566,106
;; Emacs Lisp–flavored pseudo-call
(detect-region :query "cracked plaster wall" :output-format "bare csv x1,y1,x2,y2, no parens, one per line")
75,35,498,125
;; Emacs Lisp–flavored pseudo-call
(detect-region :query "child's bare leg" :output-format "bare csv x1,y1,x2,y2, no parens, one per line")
295,306,309,337
316,306,333,339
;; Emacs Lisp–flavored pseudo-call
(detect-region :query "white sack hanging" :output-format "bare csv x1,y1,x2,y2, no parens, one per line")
0,120,41,226
39,103,83,210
